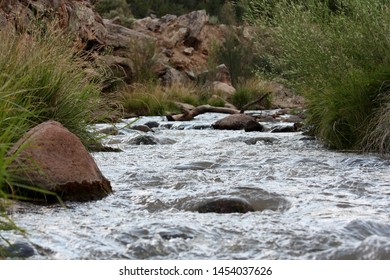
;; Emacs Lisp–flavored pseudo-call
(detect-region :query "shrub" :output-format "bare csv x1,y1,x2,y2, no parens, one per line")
247,0,390,152
128,38,157,84
232,78,273,110
120,83,179,116
208,29,262,88
120,83,225,116
95,0,134,28
0,27,102,145
0,25,104,252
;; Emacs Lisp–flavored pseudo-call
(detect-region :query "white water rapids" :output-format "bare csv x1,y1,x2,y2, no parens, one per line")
4,112,390,259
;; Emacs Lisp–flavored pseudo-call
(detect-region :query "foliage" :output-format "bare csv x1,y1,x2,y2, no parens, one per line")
126,0,244,24
120,83,221,116
209,29,262,88
94,0,134,28
0,27,102,146
247,0,390,152
232,78,272,109
0,25,105,254
128,38,157,84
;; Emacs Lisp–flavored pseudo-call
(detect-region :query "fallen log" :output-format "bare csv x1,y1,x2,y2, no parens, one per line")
166,104,239,121
166,93,270,122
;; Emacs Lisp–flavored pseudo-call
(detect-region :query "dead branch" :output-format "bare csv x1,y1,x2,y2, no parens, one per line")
166,104,239,121
240,92,271,113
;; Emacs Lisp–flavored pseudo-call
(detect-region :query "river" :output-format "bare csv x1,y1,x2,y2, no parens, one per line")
4,111,390,259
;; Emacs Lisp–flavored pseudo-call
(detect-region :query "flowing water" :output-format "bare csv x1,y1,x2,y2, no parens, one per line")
4,112,390,259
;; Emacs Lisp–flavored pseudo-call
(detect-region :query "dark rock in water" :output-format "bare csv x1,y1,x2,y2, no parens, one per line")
223,136,279,145
131,124,153,133
271,125,296,133
244,120,264,132
7,121,112,202
213,114,262,131
191,124,212,130
158,229,193,240
144,121,160,129
271,122,303,133
127,135,159,145
196,197,255,214
4,242,35,259
299,136,316,141
179,187,291,214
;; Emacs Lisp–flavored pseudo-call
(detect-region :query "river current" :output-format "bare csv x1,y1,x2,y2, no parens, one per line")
4,112,390,259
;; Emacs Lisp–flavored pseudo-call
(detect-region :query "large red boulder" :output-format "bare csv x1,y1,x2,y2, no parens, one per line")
8,121,112,202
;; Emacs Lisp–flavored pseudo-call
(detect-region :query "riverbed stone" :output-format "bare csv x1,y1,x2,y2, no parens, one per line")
144,121,160,129
131,124,153,133
4,241,35,259
127,135,159,145
8,121,112,202
196,197,255,214
213,114,264,131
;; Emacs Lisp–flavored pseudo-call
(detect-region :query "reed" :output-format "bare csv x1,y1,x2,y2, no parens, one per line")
0,25,104,255
247,0,390,152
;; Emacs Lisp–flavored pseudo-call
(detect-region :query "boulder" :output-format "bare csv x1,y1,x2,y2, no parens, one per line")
161,67,192,86
8,121,112,202
244,120,265,132
212,81,236,101
126,135,159,145
213,114,264,131
130,124,153,133
143,121,160,129
196,197,255,214
3,241,35,259
215,64,233,86
133,10,208,50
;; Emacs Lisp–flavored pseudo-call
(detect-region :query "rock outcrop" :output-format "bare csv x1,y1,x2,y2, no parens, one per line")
0,1,304,108
8,121,112,202
0,1,231,88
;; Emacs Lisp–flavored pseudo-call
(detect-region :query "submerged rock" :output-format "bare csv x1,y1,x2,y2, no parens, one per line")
3,241,35,259
8,121,112,202
131,125,153,133
196,197,255,214
144,121,160,129
126,135,159,145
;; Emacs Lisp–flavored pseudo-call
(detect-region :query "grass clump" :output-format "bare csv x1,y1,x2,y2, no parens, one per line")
0,27,102,145
0,25,105,253
208,29,262,88
120,83,225,116
247,0,390,152
231,78,273,110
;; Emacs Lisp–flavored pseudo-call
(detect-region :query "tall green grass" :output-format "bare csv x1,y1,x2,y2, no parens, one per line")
0,28,102,145
0,25,104,256
120,83,223,116
247,0,390,152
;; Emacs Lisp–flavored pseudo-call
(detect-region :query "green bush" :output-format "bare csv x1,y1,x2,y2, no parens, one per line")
95,0,134,28
247,0,390,152
209,29,261,88
231,78,273,110
128,38,157,84
0,28,102,146
0,26,104,251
